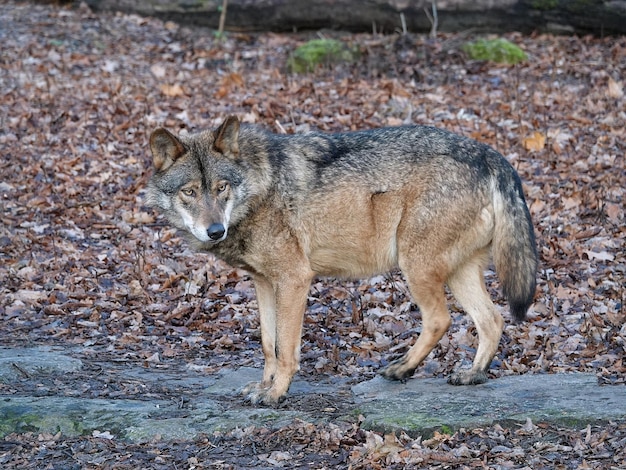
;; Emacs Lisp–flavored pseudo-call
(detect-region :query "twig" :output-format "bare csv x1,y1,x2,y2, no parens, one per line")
400,12,407,35
12,363,30,379
218,0,228,36
275,120,287,134
184,300,203,327
424,1,438,39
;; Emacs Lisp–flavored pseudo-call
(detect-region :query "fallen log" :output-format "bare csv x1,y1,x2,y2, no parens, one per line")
80,0,626,36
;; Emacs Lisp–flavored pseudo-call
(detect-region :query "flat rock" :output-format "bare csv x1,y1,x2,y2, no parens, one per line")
0,346,83,381
352,373,626,435
1,347,625,441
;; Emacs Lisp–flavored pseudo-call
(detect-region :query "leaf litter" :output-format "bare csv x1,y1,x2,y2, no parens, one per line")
0,1,625,468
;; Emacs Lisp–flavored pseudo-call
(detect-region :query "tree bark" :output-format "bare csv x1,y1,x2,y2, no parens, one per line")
81,0,626,36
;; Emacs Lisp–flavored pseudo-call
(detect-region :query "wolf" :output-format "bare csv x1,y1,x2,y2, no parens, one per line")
145,116,537,406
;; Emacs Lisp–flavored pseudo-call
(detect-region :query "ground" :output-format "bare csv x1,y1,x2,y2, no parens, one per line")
0,0,625,468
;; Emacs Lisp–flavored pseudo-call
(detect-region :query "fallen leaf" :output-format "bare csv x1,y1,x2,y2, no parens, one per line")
92,430,115,439
607,77,624,99
584,250,615,261
605,203,623,223
150,64,167,78
159,83,185,97
523,131,546,151
215,72,245,98
146,352,161,363
15,290,48,303
562,196,581,210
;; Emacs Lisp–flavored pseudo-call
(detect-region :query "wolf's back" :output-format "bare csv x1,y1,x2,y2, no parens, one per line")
491,162,537,322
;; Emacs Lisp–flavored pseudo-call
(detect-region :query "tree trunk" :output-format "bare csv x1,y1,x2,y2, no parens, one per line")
81,0,626,36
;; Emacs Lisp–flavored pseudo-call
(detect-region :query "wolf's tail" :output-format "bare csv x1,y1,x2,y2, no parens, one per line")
491,170,537,322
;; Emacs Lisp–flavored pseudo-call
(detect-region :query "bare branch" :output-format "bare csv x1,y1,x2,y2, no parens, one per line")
218,0,228,36
424,1,438,39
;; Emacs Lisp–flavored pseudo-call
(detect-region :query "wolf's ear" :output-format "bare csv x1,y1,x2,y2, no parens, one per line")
213,115,240,159
150,128,186,171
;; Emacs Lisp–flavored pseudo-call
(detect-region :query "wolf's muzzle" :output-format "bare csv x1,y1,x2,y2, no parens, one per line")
207,223,226,241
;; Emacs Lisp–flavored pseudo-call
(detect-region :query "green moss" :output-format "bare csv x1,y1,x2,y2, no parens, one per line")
531,0,558,10
463,38,528,64
0,410,84,438
288,39,356,73
366,413,446,438
439,424,453,435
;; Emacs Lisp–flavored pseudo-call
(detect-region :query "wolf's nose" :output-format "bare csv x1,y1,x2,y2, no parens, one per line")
207,223,226,241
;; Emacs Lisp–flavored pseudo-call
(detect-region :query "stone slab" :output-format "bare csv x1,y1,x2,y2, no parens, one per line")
352,373,626,435
1,347,625,441
0,346,83,381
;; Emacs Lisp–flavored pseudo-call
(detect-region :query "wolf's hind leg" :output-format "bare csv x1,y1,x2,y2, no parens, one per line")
380,267,451,381
447,254,504,385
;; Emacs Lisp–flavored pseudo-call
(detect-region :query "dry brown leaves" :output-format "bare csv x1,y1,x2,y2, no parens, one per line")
0,1,625,468
2,420,626,468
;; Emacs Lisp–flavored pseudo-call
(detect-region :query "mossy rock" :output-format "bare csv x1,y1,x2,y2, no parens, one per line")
463,38,528,64
288,38,356,73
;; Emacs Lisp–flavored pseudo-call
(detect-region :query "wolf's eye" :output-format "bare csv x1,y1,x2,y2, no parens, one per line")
216,182,229,193
181,188,196,197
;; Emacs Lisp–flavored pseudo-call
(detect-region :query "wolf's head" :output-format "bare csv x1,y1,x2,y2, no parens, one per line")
146,116,250,246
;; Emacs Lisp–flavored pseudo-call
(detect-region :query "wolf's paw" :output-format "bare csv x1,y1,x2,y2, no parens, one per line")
379,359,416,382
242,381,285,407
241,381,268,396
448,370,488,385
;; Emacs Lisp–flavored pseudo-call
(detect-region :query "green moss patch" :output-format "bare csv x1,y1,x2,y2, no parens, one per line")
532,0,559,10
288,38,356,73
463,38,528,64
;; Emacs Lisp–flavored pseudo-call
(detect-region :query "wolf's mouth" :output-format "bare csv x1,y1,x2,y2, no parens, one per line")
201,236,226,245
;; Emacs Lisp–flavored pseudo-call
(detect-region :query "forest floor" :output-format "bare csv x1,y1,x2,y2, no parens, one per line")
0,1,625,468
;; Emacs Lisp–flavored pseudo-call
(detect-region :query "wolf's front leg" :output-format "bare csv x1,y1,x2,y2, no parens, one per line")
242,276,277,398
243,271,312,406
